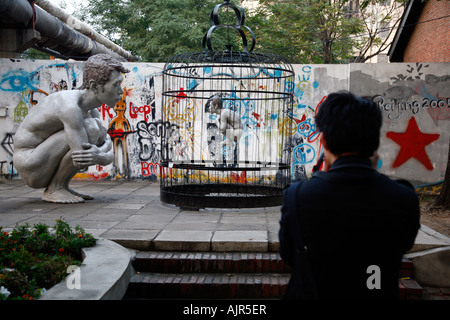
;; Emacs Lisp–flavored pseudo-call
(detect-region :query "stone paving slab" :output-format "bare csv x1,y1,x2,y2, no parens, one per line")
1,179,449,253
101,229,160,251
212,230,268,252
154,230,213,251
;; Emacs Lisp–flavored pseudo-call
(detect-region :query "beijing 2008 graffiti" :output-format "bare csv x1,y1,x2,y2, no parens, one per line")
351,63,449,183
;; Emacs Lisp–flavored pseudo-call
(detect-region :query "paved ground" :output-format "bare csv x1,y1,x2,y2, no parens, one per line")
1,179,450,253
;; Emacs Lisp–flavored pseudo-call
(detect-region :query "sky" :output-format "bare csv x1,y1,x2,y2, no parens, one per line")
45,0,88,16
44,0,122,42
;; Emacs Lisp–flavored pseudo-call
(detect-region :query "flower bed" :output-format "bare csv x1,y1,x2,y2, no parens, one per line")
0,219,96,300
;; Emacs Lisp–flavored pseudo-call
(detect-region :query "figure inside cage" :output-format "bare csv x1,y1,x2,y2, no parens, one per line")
207,95,243,155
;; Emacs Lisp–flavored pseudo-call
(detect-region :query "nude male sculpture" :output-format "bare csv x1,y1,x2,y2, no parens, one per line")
13,54,129,203
208,96,243,148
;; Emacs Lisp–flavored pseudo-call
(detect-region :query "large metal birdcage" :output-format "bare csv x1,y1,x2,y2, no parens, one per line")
160,0,295,209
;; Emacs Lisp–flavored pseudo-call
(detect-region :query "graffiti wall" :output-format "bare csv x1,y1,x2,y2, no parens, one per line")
0,58,448,185
289,65,348,180
0,59,165,181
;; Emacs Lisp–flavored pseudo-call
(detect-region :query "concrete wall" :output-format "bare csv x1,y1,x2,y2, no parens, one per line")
0,58,448,185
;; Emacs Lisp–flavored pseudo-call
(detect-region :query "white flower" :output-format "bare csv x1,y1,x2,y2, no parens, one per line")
0,286,11,299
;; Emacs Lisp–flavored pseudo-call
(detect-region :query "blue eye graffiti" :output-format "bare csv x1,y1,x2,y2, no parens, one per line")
0,63,72,93
0,70,39,92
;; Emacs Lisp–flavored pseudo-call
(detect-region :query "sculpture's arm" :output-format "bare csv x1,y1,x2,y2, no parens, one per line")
70,114,114,167
89,108,114,156
218,111,229,134
60,107,111,168
62,108,90,154
91,133,114,166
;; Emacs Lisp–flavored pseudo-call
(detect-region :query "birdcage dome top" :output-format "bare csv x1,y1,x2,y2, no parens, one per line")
165,50,293,66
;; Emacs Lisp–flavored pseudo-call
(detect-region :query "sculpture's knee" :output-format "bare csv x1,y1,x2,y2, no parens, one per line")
84,118,101,144
84,118,106,145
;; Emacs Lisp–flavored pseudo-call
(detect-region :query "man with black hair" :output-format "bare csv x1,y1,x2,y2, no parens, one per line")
279,91,420,299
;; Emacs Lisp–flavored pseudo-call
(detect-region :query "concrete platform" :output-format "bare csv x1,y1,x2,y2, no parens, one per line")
1,179,449,253
39,238,133,300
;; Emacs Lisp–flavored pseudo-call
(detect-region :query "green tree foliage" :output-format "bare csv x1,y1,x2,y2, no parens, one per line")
247,0,365,63
83,0,250,61
351,0,407,62
83,0,405,64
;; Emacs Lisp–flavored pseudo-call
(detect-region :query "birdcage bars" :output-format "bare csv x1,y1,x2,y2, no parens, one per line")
159,51,294,209
159,0,295,209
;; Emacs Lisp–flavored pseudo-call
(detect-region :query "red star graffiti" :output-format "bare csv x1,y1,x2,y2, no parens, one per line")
386,117,440,170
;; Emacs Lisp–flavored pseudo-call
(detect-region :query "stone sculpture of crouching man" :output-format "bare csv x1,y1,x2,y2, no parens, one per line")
13,54,130,203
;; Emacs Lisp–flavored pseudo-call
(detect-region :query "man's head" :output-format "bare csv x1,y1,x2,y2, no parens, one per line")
81,54,129,90
207,95,223,114
315,91,382,158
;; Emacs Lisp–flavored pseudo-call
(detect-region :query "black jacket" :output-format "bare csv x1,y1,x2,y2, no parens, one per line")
279,155,420,299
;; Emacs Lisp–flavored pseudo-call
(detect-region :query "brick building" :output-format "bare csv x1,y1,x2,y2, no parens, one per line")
389,0,450,62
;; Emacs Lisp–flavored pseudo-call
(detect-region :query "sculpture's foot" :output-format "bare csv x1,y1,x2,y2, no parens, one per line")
69,188,94,200
42,188,85,203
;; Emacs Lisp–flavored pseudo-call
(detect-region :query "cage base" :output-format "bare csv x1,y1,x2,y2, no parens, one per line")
160,183,283,209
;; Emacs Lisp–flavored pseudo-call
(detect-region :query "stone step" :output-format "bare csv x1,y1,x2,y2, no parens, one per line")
132,252,414,277
399,258,423,299
132,251,292,274
125,252,422,300
400,257,414,278
399,278,423,300
126,272,290,299
125,272,424,300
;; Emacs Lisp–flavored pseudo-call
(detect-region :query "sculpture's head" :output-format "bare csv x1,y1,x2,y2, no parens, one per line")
208,96,223,114
81,54,130,107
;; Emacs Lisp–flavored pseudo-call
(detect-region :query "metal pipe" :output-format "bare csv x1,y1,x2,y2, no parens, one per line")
0,0,33,25
35,0,134,60
0,0,127,60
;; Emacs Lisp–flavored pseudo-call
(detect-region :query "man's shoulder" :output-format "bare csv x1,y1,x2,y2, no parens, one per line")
377,173,415,190
47,89,80,103
48,91,82,112
285,179,322,201
357,173,418,210
220,108,232,116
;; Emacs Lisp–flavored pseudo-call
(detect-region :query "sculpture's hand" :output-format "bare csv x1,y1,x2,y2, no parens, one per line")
71,143,102,168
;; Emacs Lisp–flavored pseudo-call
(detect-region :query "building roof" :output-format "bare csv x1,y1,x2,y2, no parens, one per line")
388,0,426,62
